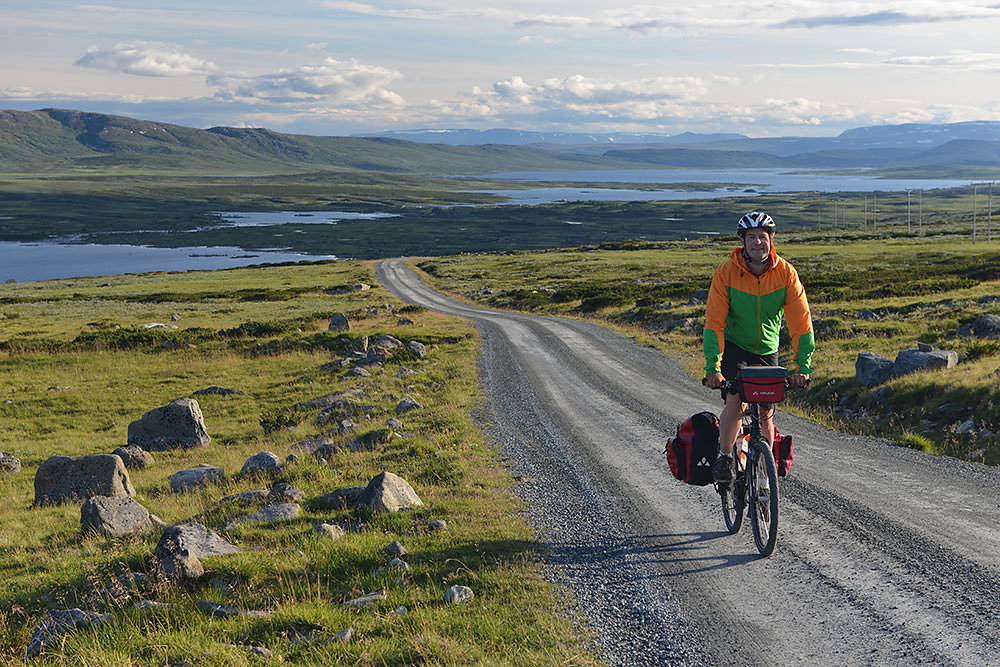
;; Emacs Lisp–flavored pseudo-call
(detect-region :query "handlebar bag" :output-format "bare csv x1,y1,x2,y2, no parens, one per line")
739,366,787,403
666,412,720,486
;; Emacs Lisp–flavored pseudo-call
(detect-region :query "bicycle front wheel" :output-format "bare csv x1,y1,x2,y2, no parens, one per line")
720,480,744,534
749,440,779,556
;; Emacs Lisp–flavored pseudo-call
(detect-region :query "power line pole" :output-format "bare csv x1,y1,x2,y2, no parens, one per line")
973,184,978,243
907,190,911,233
863,195,868,229
873,192,878,229
919,189,923,235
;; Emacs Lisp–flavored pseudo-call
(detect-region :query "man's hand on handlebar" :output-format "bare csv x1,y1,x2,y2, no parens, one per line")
788,373,810,388
702,372,725,389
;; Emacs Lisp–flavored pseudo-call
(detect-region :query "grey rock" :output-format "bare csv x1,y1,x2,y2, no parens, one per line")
328,313,350,332
240,451,282,476
379,557,410,574
314,485,367,509
856,309,880,321
396,396,422,414
397,317,414,325
343,591,385,609
349,336,369,354
112,445,154,470
191,386,247,396
171,313,182,321
34,454,135,506
892,348,958,378
350,428,394,452
0,450,20,474
169,465,224,493
348,366,372,378
386,418,404,430
871,386,891,405
285,453,299,464
958,420,977,436
290,437,339,457
267,482,305,504
855,351,894,387
395,606,408,615
154,522,239,581
386,540,407,557
358,472,422,513
429,519,448,531
314,521,346,540
396,368,416,378
917,342,934,352
981,428,996,438
958,314,1000,339
354,352,387,367
81,495,155,537
296,388,364,410
142,322,178,329
327,627,354,644
25,608,112,657
197,600,271,618
239,646,273,658
131,600,182,617
372,334,402,350
127,398,210,451
408,340,427,358
443,585,474,604
338,419,356,434
221,503,300,531
219,490,268,506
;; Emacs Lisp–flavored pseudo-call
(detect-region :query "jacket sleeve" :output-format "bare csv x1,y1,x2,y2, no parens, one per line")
703,266,729,374
783,264,814,375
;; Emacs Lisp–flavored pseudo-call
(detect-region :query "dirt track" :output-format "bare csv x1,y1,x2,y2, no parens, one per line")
376,258,1000,666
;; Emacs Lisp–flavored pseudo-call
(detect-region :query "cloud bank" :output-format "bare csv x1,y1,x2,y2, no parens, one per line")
208,58,403,105
74,42,216,77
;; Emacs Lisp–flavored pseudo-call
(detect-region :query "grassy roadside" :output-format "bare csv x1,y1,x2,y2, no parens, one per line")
411,229,1000,468
0,262,597,665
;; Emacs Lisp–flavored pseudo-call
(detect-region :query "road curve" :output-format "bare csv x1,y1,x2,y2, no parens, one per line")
376,258,1000,666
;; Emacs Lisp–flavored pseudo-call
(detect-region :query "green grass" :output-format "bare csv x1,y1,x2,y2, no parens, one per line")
0,262,597,665
412,228,1000,469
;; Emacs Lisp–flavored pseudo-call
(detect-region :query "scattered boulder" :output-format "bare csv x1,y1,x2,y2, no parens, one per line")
958,420,977,436
372,334,402,350
328,313,351,332
871,387,891,405
240,451,282,476
855,352,894,387
443,585,474,604
327,627,354,644
131,600,182,617
169,465,224,494
350,428,394,452
386,418,404,430
407,341,427,358
267,482,305,504
25,608,112,657
856,309,880,321
349,336,369,354
192,387,247,396
297,388,364,411
358,472,422,513
338,419,356,434
314,485,366,510
396,396,422,414
429,519,448,532
343,591,385,609
142,323,178,329
396,368,416,379
893,348,957,378
290,437,343,459
221,503,301,531
127,398,210,451
197,600,271,618
386,540,407,557
219,489,268,506
34,454,135,506
154,522,240,581
81,496,157,537
348,366,372,378
112,445,154,470
397,317,414,325
313,521,346,540
958,314,1000,339
0,451,20,474
377,557,410,575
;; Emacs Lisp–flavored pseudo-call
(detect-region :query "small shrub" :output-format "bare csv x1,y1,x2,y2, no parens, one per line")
899,433,935,453
260,408,299,433
964,340,1000,362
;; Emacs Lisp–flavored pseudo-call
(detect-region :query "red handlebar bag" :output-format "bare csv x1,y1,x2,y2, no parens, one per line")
739,366,787,403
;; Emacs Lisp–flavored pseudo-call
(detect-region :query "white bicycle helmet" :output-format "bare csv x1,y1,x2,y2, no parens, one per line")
737,211,775,235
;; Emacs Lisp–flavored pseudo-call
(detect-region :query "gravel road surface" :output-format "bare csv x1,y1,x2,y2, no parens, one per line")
376,258,1000,666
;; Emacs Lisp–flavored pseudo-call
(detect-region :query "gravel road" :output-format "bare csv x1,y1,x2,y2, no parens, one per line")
376,258,1000,666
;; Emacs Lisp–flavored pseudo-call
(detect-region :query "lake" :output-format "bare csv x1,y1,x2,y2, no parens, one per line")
463,168,979,204
0,242,339,283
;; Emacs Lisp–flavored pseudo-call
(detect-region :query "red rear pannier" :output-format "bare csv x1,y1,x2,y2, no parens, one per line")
739,366,787,403
773,430,793,477
666,412,720,486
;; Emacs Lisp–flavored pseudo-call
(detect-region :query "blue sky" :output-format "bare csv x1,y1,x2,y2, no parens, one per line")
3,1,1000,137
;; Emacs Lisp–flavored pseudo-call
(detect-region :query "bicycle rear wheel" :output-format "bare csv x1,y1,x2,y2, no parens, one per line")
749,440,779,556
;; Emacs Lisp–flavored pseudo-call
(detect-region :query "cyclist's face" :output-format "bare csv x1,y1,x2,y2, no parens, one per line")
742,228,772,262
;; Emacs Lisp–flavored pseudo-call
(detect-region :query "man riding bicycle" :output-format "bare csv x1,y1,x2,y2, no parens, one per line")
703,211,814,482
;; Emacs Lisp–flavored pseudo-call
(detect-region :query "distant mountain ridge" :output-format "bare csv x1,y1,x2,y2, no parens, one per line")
0,108,629,173
3,108,1000,174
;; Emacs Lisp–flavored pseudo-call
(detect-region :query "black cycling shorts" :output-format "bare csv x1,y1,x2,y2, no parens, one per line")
720,342,778,395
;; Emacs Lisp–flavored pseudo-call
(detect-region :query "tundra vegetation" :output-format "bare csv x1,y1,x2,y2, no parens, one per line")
0,261,597,665
415,226,1000,468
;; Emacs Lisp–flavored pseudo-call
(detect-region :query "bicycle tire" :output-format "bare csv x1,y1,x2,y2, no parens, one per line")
749,440,779,556
720,480,744,533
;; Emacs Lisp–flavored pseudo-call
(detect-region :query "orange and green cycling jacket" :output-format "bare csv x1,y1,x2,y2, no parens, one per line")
703,245,814,376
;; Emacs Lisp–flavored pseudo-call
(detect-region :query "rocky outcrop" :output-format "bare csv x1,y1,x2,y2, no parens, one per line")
328,313,350,332
856,352,894,387
239,451,282,476
80,495,159,537
34,455,135,506
316,472,423,513
25,608,112,657
154,522,240,581
127,398,210,451
112,445,154,470
892,348,957,377
958,314,1000,339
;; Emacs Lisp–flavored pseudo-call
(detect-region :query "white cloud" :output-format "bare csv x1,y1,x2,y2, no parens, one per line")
838,47,891,55
208,58,403,106
0,86,181,103
487,74,707,114
74,42,216,77
883,50,1000,71
518,34,561,46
